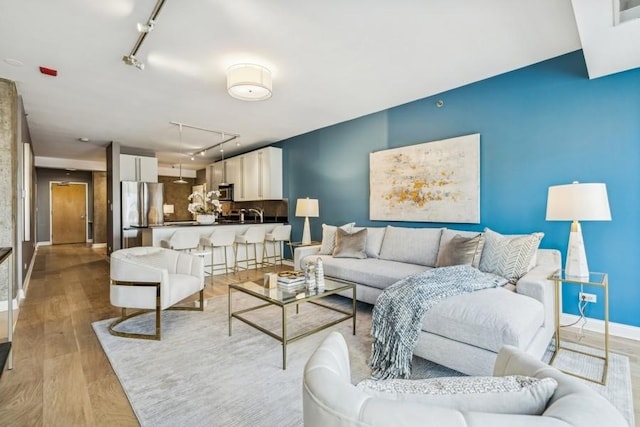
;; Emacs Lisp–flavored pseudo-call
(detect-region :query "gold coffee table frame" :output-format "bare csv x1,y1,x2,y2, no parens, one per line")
548,270,609,385
228,278,356,369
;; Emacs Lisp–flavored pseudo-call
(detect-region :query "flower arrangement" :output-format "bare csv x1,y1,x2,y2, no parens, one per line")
187,190,223,215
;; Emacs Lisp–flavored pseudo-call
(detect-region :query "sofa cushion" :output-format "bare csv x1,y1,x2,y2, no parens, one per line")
302,255,429,290
353,226,386,258
422,288,545,353
478,228,543,283
357,375,558,415
436,234,484,268
333,228,367,259
378,226,443,267
318,223,355,255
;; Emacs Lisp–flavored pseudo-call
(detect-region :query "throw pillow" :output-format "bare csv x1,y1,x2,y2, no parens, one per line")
352,226,386,258
436,233,484,268
333,228,368,259
478,228,544,283
437,229,486,268
318,223,355,255
357,375,558,416
378,226,443,267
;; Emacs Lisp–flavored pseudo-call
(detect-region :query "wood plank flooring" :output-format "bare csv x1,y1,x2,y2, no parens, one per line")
0,244,637,425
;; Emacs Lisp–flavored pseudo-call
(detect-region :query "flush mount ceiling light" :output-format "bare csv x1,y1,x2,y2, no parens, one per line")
227,63,272,101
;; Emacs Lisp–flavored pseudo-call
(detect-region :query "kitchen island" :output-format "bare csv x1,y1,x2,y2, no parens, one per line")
140,221,286,274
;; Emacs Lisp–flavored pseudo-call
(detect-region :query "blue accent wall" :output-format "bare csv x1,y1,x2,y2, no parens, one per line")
278,51,640,327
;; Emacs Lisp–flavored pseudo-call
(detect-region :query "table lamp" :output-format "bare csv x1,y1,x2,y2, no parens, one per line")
545,182,611,279
295,198,319,245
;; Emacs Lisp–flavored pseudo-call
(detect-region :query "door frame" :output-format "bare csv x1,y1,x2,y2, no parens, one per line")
49,181,89,243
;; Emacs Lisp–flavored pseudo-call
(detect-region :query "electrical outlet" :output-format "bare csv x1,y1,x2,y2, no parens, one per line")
579,292,597,303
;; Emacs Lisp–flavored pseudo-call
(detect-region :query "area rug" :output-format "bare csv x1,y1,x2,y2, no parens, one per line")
93,293,634,427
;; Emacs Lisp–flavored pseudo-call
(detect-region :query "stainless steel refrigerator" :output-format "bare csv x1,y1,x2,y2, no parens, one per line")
121,181,164,228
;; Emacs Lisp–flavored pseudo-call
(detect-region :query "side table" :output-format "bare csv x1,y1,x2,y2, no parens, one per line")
548,270,609,385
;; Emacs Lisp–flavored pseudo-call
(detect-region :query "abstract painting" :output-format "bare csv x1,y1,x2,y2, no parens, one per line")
370,133,480,223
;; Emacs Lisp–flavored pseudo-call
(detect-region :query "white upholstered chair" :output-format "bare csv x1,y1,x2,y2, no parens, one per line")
160,229,200,252
109,246,205,340
303,332,628,427
263,224,292,267
199,228,236,275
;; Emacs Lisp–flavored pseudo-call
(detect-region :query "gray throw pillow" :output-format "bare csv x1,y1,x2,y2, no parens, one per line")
318,223,355,255
333,228,368,259
436,234,484,267
357,375,558,416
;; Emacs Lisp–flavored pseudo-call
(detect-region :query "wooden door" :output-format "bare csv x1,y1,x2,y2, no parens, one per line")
51,183,86,244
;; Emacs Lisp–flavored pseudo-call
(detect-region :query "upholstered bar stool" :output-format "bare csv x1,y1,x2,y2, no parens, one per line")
263,224,292,268
199,228,236,275
234,226,266,272
160,229,200,252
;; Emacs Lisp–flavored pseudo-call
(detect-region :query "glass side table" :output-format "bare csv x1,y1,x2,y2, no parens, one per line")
547,270,609,385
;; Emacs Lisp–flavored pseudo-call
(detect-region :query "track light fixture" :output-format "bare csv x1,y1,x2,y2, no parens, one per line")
122,0,165,70
122,54,145,70
137,19,155,33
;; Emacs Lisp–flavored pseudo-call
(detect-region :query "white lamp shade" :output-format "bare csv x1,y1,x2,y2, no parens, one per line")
295,198,319,217
546,182,611,221
227,64,272,101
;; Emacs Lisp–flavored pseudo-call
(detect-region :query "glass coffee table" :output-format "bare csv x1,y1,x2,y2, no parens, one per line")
228,277,356,369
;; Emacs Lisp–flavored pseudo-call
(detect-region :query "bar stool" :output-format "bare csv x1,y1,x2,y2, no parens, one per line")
159,230,200,252
263,225,292,268
199,229,236,275
234,227,266,272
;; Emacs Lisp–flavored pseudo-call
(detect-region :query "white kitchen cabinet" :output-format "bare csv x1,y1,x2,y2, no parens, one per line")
224,157,243,197
120,154,158,182
236,147,282,201
208,162,225,189
208,147,282,201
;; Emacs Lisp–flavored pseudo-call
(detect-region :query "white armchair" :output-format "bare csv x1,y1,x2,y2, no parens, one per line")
303,332,627,427
109,246,205,340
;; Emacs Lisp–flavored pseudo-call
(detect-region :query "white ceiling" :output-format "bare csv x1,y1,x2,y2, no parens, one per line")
0,0,587,171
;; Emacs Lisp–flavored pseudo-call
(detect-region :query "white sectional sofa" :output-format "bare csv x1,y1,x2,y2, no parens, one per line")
296,225,561,376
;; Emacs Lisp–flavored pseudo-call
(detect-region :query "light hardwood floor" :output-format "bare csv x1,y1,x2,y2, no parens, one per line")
0,244,637,425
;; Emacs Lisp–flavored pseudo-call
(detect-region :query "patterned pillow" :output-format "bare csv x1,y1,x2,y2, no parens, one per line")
333,228,368,259
318,223,355,255
478,228,543,283
357,375,557,415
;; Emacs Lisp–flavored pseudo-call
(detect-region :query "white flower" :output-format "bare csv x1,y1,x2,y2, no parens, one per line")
187,190,223,214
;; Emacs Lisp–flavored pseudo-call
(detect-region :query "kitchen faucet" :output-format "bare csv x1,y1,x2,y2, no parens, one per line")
247,208,264,223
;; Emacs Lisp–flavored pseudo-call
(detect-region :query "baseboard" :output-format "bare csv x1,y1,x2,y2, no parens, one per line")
561,313,640,341
92,243,107,248
36,241,51,247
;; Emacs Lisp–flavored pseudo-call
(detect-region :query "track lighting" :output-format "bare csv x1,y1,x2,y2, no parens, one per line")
122,0,165,71
122,54,145,70
137,19,155,33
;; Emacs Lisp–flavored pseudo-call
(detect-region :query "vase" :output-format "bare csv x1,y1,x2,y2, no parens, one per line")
196,214,216,225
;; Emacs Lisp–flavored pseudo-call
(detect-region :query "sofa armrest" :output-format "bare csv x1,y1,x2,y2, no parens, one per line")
516,249,560,329
294,244,321,270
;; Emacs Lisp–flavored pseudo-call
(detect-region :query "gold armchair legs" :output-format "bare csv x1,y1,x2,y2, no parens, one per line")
108,280,204,340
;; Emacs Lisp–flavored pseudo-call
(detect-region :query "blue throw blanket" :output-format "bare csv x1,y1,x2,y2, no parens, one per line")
370,265,507,379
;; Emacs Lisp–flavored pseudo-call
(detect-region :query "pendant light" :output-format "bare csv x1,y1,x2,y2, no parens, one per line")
174,123,188,184
219,137,227,186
